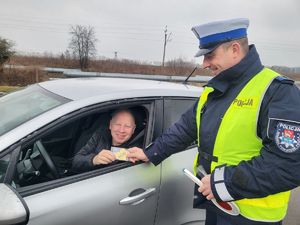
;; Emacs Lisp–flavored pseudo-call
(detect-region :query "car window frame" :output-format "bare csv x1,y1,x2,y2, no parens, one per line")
1,97,159,197
2,146,20,184
163,97,198,149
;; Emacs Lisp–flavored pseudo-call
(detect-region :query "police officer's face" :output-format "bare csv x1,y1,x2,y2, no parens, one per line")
109,112,136,146
202,42,240,76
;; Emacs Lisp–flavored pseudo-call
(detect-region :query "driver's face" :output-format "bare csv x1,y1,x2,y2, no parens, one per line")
109,112,135,146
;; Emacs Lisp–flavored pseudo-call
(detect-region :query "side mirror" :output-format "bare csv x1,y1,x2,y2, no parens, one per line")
0,183,29,225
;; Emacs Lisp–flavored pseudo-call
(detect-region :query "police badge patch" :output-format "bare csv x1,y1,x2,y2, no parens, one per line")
275,122,300,153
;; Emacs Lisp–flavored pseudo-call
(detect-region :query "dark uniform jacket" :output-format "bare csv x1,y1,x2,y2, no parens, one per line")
145,45,300,205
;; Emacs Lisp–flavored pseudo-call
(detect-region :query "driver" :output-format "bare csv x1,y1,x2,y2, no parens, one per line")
72,109,138,172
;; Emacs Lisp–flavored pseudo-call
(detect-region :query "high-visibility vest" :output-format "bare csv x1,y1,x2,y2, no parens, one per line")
195,68,290,222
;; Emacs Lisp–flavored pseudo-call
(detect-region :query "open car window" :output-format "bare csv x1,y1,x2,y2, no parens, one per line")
10,104,150,189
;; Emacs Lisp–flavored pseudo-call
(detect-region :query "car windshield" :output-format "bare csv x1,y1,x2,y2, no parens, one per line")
0,84,70,136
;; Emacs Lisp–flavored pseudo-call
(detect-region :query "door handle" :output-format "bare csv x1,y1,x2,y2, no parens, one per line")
119,188,156,205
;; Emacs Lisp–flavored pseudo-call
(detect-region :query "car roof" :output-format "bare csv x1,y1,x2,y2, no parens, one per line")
0,77,202,152
39,77,202,100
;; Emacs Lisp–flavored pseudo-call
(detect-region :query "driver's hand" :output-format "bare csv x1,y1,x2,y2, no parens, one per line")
92,149,116,165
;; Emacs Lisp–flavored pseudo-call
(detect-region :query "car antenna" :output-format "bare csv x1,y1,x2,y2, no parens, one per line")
183,66,197,84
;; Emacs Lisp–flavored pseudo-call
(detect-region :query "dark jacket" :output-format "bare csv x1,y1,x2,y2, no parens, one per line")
145,45,300,204
72,127,140,172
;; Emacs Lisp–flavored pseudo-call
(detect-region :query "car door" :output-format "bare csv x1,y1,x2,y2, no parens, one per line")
155,97,206,225
1,99,162,225
22,163,160,225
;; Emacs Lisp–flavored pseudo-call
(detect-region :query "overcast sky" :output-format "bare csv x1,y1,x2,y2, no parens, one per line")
1,0,299,67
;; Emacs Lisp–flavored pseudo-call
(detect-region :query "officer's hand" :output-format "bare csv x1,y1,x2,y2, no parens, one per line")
93,149,116,165
198,175,214,200
127,147,149,163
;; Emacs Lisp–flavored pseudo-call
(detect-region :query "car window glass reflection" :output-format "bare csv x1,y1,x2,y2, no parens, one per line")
0,154,10,183
0,85,69,136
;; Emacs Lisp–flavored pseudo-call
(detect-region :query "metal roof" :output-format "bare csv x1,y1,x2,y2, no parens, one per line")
39,77,202,100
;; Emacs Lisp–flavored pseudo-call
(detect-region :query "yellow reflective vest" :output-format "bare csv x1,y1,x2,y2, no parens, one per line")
195,68,290,222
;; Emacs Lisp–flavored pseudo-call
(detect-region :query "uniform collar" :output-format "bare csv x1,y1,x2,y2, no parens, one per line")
206,45,264,94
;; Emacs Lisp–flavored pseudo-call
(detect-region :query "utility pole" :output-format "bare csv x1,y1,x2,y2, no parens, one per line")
162,25,172,67
114,51,118,59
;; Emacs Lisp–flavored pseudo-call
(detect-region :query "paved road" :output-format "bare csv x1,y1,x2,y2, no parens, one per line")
283,187,300,225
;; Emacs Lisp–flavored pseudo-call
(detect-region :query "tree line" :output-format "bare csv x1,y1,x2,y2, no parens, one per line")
0,37,15,71
0,25,97,71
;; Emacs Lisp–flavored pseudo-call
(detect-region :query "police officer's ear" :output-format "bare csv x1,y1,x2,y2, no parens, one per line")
229,41,245,61
231,42,241,56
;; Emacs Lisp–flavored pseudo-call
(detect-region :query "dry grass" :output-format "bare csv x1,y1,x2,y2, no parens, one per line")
281,73,300,81
10,55,78,68
10,54,212,76
2,54,299,89
0,85,20,92
0,66,48,86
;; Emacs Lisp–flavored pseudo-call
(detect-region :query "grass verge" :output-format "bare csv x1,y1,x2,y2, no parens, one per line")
0,86,20,92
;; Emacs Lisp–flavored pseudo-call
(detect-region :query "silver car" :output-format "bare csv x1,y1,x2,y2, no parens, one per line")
0,78,205,225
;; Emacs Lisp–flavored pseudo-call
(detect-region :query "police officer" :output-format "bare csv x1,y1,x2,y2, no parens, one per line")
127,18,300,225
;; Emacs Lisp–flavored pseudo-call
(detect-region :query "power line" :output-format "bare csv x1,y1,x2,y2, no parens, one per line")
0,14,190,34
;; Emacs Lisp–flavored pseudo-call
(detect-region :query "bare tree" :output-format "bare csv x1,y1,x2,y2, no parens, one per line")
0,37,15,71
68,25,97,70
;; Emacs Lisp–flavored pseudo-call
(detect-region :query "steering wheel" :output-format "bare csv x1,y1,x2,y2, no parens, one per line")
35,140,60,179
